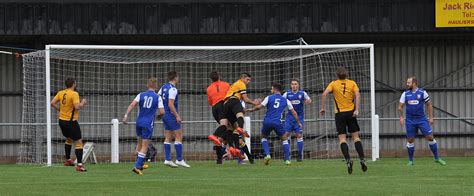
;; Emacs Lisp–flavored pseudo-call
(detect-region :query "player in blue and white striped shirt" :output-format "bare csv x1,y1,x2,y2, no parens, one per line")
398,76,446,166
283,79,312,162
158,71,190,168
247,83,302,166
123,77,164,175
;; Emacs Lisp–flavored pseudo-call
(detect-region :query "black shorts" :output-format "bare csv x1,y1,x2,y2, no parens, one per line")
223,98,244,124
335,111,360,135
212,101,226,123
59,120,82,140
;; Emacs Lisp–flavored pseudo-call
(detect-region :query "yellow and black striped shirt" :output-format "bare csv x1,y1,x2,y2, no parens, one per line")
225,80,247,100
54,89,80,121
325,79,359,113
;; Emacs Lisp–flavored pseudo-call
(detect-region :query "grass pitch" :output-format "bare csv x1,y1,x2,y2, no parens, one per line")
0,157,473,196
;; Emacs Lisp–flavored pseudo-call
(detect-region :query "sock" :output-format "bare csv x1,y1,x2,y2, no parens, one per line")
428,139,439,160
214,125,227,138
175,141,183,161
134,152,146,169
407,142,415,162
164,142,171,161
340,142,350,162
237,149,245,163
241,144,252,159
237,117,244,129
231,134,240,148
214,145,222,160
354,140,365,160
297,138,304,158
75,149,83,164
283,140,290,161
74,143,83,164
64,144,72,160
240,147,245,157
261,138,270,156
221,145,227,157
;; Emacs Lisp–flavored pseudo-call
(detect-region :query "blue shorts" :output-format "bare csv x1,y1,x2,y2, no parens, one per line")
162,115,181,131
136,125,153,140
284,120,304,134
405,118,433,138
261,122,285,138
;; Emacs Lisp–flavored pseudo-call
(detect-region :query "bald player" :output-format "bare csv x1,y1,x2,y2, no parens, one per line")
398,76,446,166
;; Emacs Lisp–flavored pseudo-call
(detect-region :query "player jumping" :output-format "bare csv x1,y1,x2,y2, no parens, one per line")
398,76,446,166
246,83,302,166
159,71,191,168
283,79,312,162
123,77,164,175
223,73,261,158
207,71,253,164
320,67,367,174
50,78,87,172
206,71,231,164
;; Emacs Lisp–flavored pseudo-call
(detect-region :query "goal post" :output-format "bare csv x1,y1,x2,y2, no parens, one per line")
20,43,377,166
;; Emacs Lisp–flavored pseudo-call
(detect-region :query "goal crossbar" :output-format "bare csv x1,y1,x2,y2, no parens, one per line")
47,44,374,50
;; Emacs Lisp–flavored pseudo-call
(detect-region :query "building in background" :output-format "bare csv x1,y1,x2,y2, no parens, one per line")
0,0,473,163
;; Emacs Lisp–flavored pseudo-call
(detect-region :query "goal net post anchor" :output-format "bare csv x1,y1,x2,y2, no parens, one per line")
371,115,380,161
74,142,97,164
111,119,120,163
244,116,251,160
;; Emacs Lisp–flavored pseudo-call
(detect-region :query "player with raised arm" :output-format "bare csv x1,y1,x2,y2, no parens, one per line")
50,78,87,172
123,77,164,175
283,79,312,162
320,67,367,174
247,83,302,166
159,71,190,168
223,73,261,158
398,76,446,166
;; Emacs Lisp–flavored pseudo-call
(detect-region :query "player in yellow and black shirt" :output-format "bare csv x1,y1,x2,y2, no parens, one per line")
51,78,87,172
222,73,261,158
320,67,367,174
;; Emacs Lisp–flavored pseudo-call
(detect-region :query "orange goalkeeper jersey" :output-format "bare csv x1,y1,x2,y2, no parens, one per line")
207,80,230,106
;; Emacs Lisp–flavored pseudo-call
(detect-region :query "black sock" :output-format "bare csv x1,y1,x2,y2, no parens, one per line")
232,134,240,148
214,125,227,138
237,117,244,129
214,146,222,160
354,141,365,160
241,144,252,159
340,142,351,162
75,149,83,164
65,144,72,160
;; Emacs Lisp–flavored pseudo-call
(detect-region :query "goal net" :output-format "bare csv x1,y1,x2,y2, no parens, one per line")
19,44,375,165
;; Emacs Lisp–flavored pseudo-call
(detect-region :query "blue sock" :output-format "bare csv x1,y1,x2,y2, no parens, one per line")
175,141,183,161
429,139,439,160
297,138,304,158
237,148,245,163
221,145,226,156
407,142,415,162
164,142,171,161
283,140,290,161
134,152,146,169
261,138,270,156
